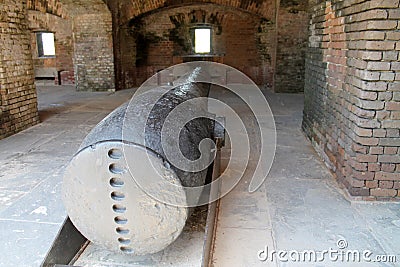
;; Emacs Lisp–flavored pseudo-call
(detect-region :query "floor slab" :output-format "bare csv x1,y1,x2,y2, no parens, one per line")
0,85,135,266
0,85,399,267
211,88,399,267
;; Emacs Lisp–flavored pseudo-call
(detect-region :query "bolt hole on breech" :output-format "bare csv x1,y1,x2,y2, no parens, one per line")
114,216,128,224
109,163,125,174
112,204,127,213
108,148,123,159
118,237,131,245
110,177,124,187
120,246,134,253
116,227,130,235
111,191,125,201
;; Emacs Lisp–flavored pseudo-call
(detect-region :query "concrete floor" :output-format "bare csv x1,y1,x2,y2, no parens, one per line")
0,85,134,266
210,89,400,267
0,85,399,266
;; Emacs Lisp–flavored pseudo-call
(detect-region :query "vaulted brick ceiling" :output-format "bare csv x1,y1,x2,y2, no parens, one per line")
115,0,276,24
27,0,310,23
27,0,109,18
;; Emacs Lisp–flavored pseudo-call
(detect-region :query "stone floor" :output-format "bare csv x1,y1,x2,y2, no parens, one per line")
0,85,134,266
0,85,399,266
211,88,400,267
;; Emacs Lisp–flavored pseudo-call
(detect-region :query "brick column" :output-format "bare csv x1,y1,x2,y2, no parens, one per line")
275,0,309,93
0,0,39,139
303,0,400,200
73,12,115,91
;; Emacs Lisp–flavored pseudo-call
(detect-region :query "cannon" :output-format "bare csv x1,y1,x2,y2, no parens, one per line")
62,67,218,255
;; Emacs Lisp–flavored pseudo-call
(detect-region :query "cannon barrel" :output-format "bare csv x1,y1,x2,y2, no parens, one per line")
62,67,214,255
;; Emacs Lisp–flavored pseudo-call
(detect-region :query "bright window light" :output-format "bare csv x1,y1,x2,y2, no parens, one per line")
37,32,56,57
194,28,211,54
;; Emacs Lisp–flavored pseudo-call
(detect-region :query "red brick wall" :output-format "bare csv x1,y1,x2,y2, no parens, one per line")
0,0,39,139
113,4,279,88
27,0,116,91
0,0,116,140
28,10,75,85
109,0,309,92
276,0,309,92
73,13,115,91
223,12,265,85
115,25,137,89
27,0,66,18
303,0,400,200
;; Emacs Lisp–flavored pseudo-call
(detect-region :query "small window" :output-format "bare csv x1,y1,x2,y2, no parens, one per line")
194,28,211,54
36,32,56,58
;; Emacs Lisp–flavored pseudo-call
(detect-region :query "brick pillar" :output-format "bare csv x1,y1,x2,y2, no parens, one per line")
0,0,39,139
303,0,400,200
275,0,309,93
73,12,115,91
256,19,277,89
116,23,138,90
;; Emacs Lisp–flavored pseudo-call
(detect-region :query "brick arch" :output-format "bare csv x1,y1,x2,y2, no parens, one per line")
58,0,111,16
112,1,279,89
118,0,276,25
27,0,67,18
28,0,111,18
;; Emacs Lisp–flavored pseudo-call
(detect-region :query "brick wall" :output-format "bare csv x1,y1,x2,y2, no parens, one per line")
109,0,309,92
27,0,115,90
303,0,400,200
0,0,39,139
27,0,66,18
115,25,137,89
223,10,267,85
129,5,272,85
28,11,74,85
276,0,309,92
0,0,115,140
73,12,115,91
